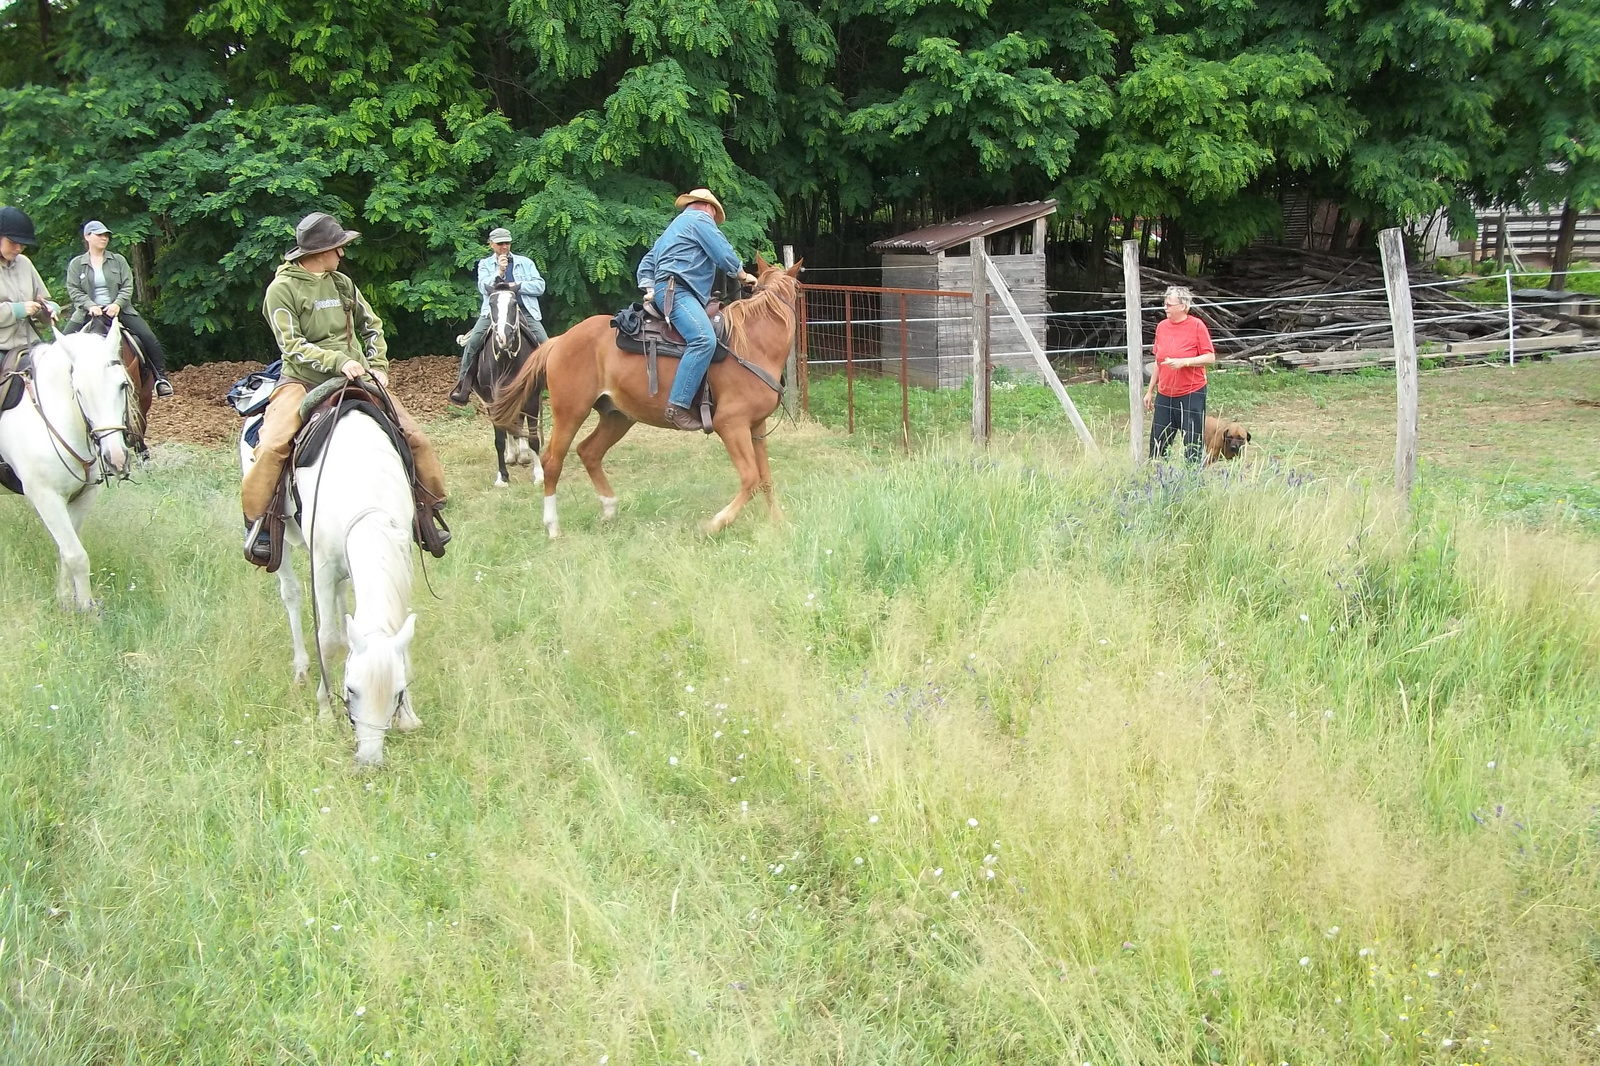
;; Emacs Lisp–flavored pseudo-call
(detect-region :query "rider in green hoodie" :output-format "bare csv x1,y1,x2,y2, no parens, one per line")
242,213,448,564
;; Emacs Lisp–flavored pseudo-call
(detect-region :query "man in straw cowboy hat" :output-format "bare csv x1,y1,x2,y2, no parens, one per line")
243,211,448,564
448,225,548,405
636,188,756,431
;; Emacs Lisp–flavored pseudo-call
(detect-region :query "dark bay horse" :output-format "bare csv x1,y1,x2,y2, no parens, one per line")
467,282,544,487
489,255,801,536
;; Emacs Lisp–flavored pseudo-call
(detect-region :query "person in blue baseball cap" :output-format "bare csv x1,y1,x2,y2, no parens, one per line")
63,220,173,396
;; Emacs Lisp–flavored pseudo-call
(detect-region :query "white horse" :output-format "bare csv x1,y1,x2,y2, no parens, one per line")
0,327,136,610
242,397,421,767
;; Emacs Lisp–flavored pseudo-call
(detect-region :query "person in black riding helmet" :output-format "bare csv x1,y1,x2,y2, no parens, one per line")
0,206,60,365
63,220,174,397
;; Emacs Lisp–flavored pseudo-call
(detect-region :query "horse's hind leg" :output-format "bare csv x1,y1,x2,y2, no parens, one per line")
753,426,782,522
707,424,762,534
521,409,544,484
576,410,634,521
277,557,311,685
539,399,588,539
493,427,509,488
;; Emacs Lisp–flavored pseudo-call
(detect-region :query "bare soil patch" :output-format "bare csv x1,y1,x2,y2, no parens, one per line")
149,356,459,447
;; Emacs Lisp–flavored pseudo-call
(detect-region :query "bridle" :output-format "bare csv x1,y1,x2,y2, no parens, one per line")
24,355,132,489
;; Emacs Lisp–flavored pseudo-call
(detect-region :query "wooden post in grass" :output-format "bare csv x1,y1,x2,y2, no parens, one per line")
1122,240,1145,464
983,255,1097,452
1380,227,1418,501
783,245,798,417
970,239,989,444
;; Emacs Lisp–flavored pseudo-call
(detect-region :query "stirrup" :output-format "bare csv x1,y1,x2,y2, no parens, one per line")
154,377,174,398
244,516,277,570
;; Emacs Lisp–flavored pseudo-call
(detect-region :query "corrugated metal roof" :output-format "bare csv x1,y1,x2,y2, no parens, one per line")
870,200,1058,254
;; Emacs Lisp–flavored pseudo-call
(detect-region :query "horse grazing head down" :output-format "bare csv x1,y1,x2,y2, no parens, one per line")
344,612,417,767
61,327,137,477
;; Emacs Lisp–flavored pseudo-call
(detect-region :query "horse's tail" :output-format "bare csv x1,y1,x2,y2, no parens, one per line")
489,335,550,430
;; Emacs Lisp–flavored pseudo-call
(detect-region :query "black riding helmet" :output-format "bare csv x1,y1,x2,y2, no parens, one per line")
0,206,38,246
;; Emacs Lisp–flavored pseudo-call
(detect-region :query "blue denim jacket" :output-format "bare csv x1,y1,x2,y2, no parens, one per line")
636,208,744,306
477,253,545,320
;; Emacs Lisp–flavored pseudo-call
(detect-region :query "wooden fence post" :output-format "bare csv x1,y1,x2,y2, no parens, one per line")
783,245,798,416
1122,240,1145,464
970,239,989,444
1380,227,1418,501
982,255,1097,453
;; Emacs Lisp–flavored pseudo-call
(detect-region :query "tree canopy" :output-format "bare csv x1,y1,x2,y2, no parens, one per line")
1,0,1595,362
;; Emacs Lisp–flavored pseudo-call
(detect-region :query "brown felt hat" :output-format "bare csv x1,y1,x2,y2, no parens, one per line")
674,188,726,225
285,212,361,261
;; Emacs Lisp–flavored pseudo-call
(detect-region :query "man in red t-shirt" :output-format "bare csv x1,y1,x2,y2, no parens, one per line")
1144,285,1215,462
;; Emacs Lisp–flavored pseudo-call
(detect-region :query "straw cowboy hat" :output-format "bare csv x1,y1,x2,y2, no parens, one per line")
284,212,361,261
674,188,726,225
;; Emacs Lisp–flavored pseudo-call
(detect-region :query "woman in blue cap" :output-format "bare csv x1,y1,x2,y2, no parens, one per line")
63,220,173,396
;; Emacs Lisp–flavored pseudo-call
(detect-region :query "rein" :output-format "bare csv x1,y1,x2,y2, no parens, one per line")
23,374,127,489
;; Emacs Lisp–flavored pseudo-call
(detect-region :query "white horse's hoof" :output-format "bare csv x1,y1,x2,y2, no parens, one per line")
599,495,618,521
293,667,309,686
546,524,561,539
394,708,423,733
493,475,508,488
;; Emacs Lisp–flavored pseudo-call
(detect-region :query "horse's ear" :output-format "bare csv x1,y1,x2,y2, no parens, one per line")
755,251,770,274
395,613,418,649
346,617,366,654
786,257,804,278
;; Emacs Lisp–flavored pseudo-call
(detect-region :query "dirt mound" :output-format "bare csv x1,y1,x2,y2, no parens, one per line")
148,356,460,447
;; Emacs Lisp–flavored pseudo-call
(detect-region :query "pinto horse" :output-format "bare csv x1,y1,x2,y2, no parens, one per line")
467,282,544,488
490,256,800,537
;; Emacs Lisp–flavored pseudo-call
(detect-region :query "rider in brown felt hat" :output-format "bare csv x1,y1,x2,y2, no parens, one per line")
242,211,449,564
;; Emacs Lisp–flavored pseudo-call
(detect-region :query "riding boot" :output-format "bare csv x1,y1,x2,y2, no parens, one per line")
155,376,174,398
448,374,472,406
664,402,702,432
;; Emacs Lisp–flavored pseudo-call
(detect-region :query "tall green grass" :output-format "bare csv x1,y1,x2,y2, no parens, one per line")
1,416,1597,1063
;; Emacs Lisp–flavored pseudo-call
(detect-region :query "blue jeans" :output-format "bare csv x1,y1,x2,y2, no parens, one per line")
659,292,717,408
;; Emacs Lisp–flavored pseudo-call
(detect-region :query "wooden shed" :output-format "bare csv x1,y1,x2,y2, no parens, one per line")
871,200,1056,388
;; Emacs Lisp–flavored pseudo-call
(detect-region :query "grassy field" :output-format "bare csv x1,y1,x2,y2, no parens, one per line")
1,361,1598,1063
807,359,1600,531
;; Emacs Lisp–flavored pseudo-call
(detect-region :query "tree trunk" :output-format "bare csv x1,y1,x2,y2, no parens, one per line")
37,0,52,45
1549,199,1578,291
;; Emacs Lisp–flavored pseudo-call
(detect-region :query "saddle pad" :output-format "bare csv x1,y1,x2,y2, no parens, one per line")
292,390,415,487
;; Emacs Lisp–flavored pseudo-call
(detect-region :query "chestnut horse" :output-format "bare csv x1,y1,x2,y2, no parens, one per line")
490,256,800,537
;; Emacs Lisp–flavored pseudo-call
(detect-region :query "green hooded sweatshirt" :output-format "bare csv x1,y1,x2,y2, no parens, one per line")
261,261,388,387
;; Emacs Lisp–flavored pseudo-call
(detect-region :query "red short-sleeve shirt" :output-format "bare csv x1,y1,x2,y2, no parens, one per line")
1153,315,1214,397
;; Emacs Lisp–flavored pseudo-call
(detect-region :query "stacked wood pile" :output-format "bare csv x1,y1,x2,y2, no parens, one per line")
1126,245,1593,372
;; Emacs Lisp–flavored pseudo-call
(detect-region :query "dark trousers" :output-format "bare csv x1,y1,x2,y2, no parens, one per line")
75,314,168,376
1150,386,1205,463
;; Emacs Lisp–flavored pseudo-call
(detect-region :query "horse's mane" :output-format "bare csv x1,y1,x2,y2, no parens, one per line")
724,270,799,359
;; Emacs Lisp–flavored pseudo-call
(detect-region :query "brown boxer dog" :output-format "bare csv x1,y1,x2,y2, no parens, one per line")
1204,416,1250,463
